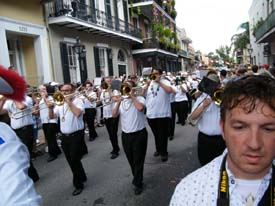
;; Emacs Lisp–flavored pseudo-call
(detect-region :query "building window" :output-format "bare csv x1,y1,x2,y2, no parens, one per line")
99,48,106,72
117,50,125,62
67,44,78,83
133,17,138,30
144,22,150,39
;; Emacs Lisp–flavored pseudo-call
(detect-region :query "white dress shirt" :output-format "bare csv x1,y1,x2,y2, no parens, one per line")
175,84,188,102
54,98,84,134
0,122,42,206
191,92,221,135
3,96,34,129
100,91,114,118
117,96,146,133
170,150,272,206
39,97,58,124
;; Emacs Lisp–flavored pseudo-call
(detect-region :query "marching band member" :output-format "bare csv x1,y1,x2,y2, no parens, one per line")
168,79,177,141
144,68,175,162
83,81,98,141
0,90,40,183
0,65,42,205
188,74,225,166
112,80,148,195
38,83,61,162
174,77,189,126
100,77,120,159
48,83,87,196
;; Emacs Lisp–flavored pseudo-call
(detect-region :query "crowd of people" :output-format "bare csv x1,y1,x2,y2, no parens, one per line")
1,63,275,205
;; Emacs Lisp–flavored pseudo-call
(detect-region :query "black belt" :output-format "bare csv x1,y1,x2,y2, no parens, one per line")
61,130,83,137
14,125,33,132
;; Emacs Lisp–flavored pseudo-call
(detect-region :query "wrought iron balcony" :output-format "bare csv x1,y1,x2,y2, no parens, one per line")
178,50,189,58
131,0,176,23
45,0,142,42
132,36,177,54
255,10,275,42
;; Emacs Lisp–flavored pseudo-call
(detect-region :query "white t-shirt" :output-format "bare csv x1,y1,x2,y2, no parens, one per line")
4,96,34,129
234,178,261,205
39,97,58,124
175,84,188,102
191,92,221,135
117,96,146,133
54,98,84,134
146,79,171,118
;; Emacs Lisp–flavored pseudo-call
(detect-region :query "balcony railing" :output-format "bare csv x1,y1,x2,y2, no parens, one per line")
132,0,163,6
255,10,275,41
178,50,188,58
132,37,177,53
46,0,141,39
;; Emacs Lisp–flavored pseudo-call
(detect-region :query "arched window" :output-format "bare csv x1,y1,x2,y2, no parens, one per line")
117,50,125,62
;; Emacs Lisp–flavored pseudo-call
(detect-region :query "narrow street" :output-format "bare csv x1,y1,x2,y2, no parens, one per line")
34,123,200,206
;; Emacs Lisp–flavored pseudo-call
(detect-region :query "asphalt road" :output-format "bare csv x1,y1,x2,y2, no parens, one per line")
34,122,200,206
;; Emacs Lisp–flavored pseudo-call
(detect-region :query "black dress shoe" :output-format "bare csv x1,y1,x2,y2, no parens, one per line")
47,156,57,162
72,188,83,196
169,136,174,141
134,187,143,195
161,155,168,162
153,151,160,157
110,153,119,159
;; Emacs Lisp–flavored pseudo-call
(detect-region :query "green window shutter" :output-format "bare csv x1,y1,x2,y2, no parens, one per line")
93,47,101,77
60,42,71,84
107,48,114,76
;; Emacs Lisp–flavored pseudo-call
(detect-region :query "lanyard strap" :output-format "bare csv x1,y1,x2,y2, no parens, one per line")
217,155,275,206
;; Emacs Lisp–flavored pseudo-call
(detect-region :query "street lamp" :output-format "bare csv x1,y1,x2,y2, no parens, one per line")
73,36,85,55
72,36,86,83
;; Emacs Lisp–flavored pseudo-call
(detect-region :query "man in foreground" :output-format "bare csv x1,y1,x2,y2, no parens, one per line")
170,75,275,206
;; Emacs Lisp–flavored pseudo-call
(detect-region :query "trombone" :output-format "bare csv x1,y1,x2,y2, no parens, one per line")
121,82,143,96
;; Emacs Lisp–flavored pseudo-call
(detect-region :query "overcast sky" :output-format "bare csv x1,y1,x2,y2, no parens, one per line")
175,0,253,55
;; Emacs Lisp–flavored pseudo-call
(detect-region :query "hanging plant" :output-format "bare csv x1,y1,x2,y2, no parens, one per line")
171,10,177,18
137,6,141,15
164,28,172,38
157,23,164,36
175,44,180,51
171,0,175,7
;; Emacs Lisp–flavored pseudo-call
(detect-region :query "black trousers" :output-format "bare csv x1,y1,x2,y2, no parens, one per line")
61,130,87,189
197,131,226,166
84,108,98,139
147,117,170,156
42,123,61,158
168,102,176,137
122,128,148,188
175,101,189,125
105,117,120,153
14,125,39,182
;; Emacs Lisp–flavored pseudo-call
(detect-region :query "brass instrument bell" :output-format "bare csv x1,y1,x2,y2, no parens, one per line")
121,82,132,96
211,88,224,106
149,74,157,81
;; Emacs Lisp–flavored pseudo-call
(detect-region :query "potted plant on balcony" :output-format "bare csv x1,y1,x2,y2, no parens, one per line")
175,44,180,52
171,10,177,19
164,28,172,38
159,36,168,49
252,17,264,37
